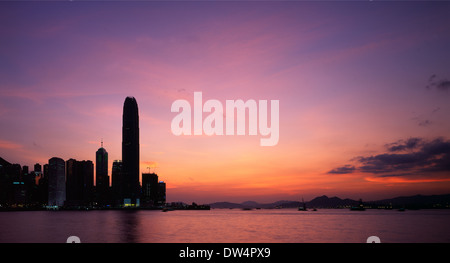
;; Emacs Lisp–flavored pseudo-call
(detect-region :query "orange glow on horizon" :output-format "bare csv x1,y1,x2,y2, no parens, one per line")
364,177,450,184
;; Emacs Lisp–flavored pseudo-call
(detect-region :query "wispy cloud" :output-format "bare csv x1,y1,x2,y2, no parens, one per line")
385,137,423,152
425,74,450,91
327,165,355,174
0,140,23,150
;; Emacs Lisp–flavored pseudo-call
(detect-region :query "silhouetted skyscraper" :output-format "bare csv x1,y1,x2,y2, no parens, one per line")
96,140,109,202
111,159,123,204
121,97,140,206
43,164,49,178
141,173,166,207
79,160,94,205
142,173,158,206
34,163,42,174
158,181,166,205
48,157,65,207
66,159,94,207
66,158,78,204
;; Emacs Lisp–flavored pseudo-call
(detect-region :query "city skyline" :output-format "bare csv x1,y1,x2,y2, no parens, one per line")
1,1,450,204
0,96,167,208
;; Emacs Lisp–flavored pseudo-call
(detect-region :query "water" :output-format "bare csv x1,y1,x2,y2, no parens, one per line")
1,209,449,243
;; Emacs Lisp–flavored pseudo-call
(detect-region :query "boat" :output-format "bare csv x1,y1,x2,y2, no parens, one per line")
298,197,307,211
350,199,366,211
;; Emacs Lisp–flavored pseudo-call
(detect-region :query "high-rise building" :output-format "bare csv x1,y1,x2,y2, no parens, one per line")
142,173,158,206
111,160,123,205
43,164,49,178
158,181,166,205
0,158,11,204
34,163,43,185
96,140,109,202
66,158,78,204
79,160,94,205
34,163,42,174
141,173,166,207
121,96,140,206
48,157,65,207
66,159,94,207
22,166,29,176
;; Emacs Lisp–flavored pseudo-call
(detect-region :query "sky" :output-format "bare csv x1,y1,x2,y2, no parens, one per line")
1,1,450,204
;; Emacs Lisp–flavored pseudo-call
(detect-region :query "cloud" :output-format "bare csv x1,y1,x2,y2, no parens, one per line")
436,79,450,91
357,152,424,174
360,137,450,174
425,74,450,91
428,74,436,82
410,107,442,128
329,137,450,182
431,107,441,114
0,140,23,150
327,165,355,174
385,137,423,152
418,119,432,127
411,116,433,128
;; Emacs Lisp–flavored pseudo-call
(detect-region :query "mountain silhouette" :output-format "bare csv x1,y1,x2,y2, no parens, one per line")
209,194,450,209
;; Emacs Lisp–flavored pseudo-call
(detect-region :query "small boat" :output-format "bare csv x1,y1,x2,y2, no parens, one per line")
350,199,366,211
298,197,307,211
398,207,405,212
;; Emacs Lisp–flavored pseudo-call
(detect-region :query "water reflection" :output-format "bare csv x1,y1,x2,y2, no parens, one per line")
117,210,140,243
1,209,450,243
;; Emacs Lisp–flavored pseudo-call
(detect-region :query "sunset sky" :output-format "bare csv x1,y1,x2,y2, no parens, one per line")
1,1,450,204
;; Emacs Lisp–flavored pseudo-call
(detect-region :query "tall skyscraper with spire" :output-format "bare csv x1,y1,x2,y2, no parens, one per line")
121,97,140,206
96,139,109,203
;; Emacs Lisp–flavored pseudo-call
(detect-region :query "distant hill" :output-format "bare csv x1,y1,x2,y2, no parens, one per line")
307,195,359,208
367,194,450,209
241,201,260,207
209,194,450,209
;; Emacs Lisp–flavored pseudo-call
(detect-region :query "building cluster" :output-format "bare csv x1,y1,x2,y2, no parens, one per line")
0,97,166,210
0,155,166,210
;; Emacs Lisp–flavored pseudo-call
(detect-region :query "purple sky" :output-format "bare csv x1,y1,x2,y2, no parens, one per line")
1,1,450,203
